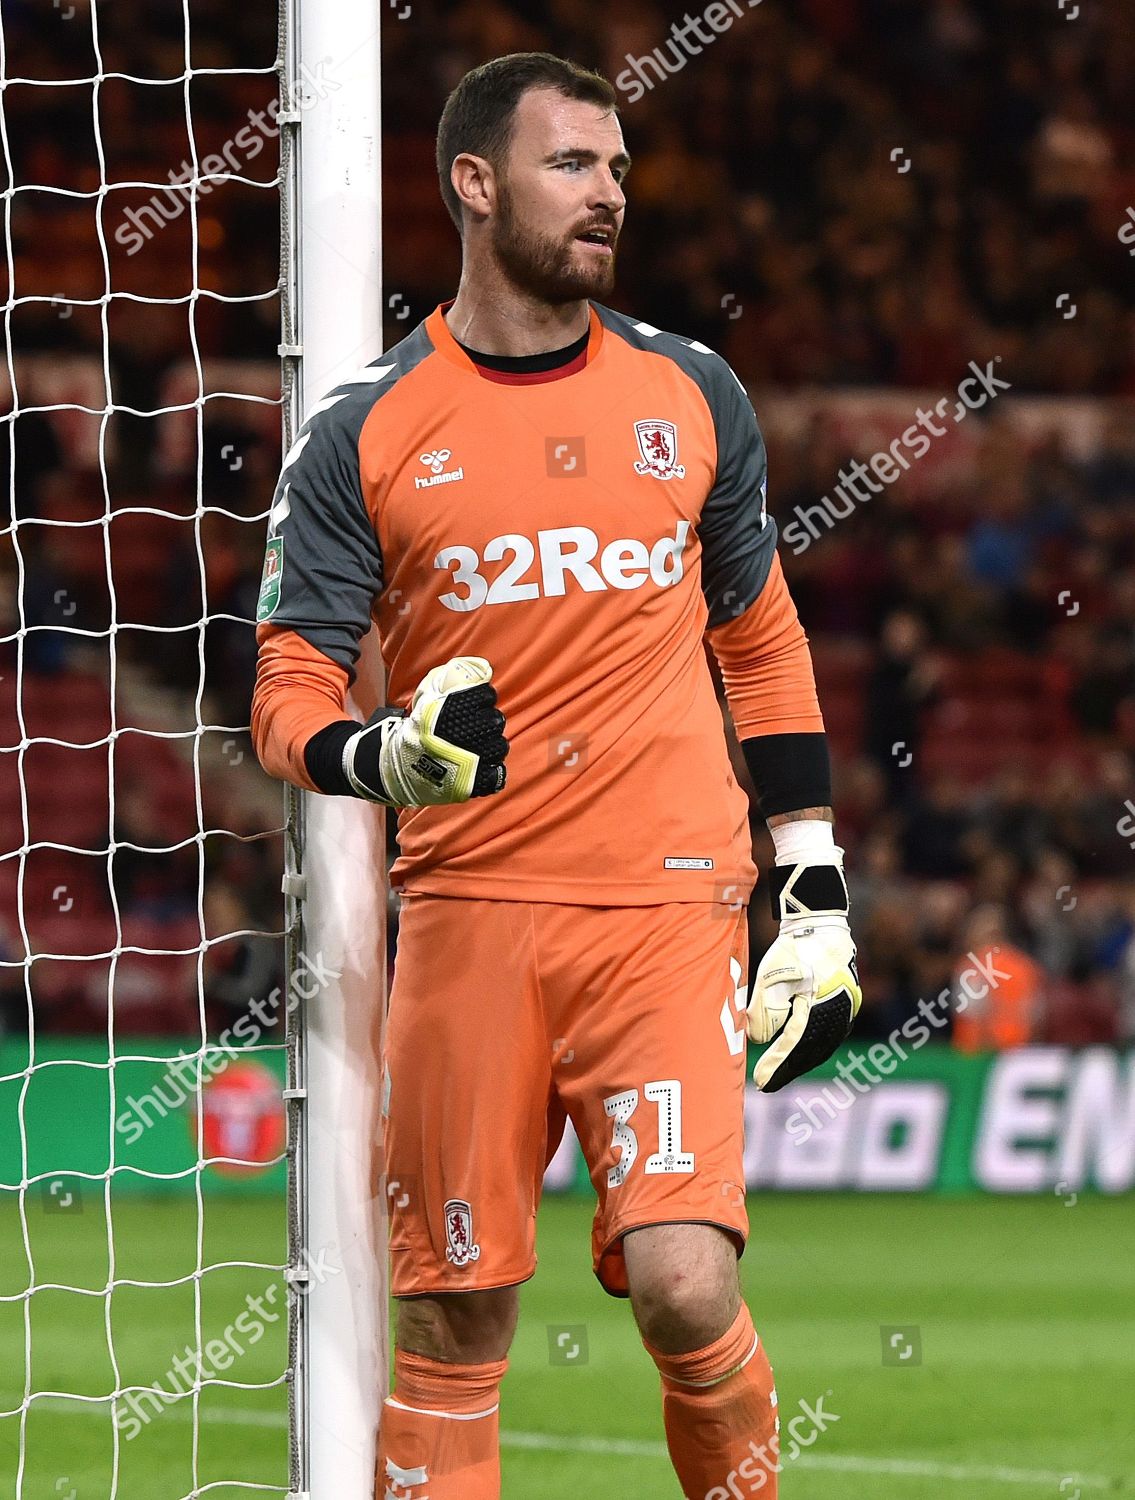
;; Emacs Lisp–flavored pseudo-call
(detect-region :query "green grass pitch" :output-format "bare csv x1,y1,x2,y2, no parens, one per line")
1,1192,1132,1498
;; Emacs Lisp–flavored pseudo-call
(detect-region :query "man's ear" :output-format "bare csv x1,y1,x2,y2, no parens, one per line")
450,153,495,228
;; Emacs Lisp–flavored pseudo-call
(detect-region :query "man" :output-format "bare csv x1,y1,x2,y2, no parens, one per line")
252,51,861,1500
952,904,1042,1051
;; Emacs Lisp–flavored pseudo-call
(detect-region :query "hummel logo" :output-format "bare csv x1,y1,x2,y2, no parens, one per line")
416,448,465,489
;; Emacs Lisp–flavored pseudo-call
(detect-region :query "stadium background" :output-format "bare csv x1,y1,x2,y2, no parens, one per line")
1,0,1133,1496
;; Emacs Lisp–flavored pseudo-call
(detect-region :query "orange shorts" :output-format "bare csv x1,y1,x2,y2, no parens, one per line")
382,894,750,1299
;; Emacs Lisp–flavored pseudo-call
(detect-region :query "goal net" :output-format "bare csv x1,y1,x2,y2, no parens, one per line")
0,0,384,1495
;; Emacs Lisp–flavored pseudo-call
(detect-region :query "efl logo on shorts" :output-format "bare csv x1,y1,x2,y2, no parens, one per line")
443,1198,481,1267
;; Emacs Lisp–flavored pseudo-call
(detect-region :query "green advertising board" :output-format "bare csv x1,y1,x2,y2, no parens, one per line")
2,1041,1132,1198
0,1039,289,1198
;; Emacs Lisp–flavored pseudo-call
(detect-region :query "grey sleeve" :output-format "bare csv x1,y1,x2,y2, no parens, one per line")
255,390,384,677
698,360,778,628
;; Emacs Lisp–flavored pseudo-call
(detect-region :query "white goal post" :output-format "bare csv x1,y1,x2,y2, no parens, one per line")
0,0,385,1492
281,0,387,1496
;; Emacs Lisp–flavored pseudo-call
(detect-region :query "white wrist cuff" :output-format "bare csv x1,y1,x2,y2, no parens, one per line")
771,820,840,866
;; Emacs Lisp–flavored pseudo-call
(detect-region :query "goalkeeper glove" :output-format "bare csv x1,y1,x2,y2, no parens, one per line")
747,851,862,1092
342,656,508,807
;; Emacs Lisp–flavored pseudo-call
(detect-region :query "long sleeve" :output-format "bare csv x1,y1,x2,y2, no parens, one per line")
250,360,390,790
251,625,352,791
705,551,825,738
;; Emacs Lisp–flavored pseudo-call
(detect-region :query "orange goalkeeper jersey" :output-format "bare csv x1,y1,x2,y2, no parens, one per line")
252,301,823,904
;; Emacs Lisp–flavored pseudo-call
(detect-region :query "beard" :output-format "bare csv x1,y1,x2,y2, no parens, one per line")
492,179,616,304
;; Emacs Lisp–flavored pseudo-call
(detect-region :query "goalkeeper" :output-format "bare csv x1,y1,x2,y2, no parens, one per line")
252,50,859,1500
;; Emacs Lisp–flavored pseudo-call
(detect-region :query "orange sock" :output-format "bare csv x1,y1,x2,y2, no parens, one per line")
644,1304,779,1499
375,1347,507,1499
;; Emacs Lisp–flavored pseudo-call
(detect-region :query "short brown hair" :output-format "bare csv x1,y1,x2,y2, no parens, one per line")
436,52,618,234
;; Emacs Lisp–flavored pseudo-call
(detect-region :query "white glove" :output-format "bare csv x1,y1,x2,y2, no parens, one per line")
747,854,862,1092
342,657,508,807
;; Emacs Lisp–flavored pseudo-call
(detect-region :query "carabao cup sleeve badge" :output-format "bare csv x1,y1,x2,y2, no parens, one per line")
256,536,284,622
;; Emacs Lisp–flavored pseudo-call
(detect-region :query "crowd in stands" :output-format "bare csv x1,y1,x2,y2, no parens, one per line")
0,0,1132,1047
380,0,1135,394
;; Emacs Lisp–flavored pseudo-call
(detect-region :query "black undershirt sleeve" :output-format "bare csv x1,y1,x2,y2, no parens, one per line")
303,720,360,797
304,710,405,799
741,732,832,820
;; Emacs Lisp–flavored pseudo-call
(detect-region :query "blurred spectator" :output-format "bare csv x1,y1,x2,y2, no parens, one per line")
202,881,280,1037
0,916,24,1042
952,904,1046,1052
863,610,943,803
901,775,973,880
112,788,198,921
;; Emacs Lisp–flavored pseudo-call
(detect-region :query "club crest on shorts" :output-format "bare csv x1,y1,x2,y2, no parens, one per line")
633,419,686,480
443,1197,481,1266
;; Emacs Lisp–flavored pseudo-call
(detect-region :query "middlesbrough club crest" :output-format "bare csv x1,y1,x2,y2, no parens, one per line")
633,419,686,480
443,1198,481,1266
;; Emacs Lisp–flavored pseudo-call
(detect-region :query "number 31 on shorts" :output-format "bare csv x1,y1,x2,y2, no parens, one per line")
603,1080,695,1188
603,958,746,1189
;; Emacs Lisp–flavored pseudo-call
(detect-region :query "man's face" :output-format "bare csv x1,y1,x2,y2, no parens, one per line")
490,88,629,304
